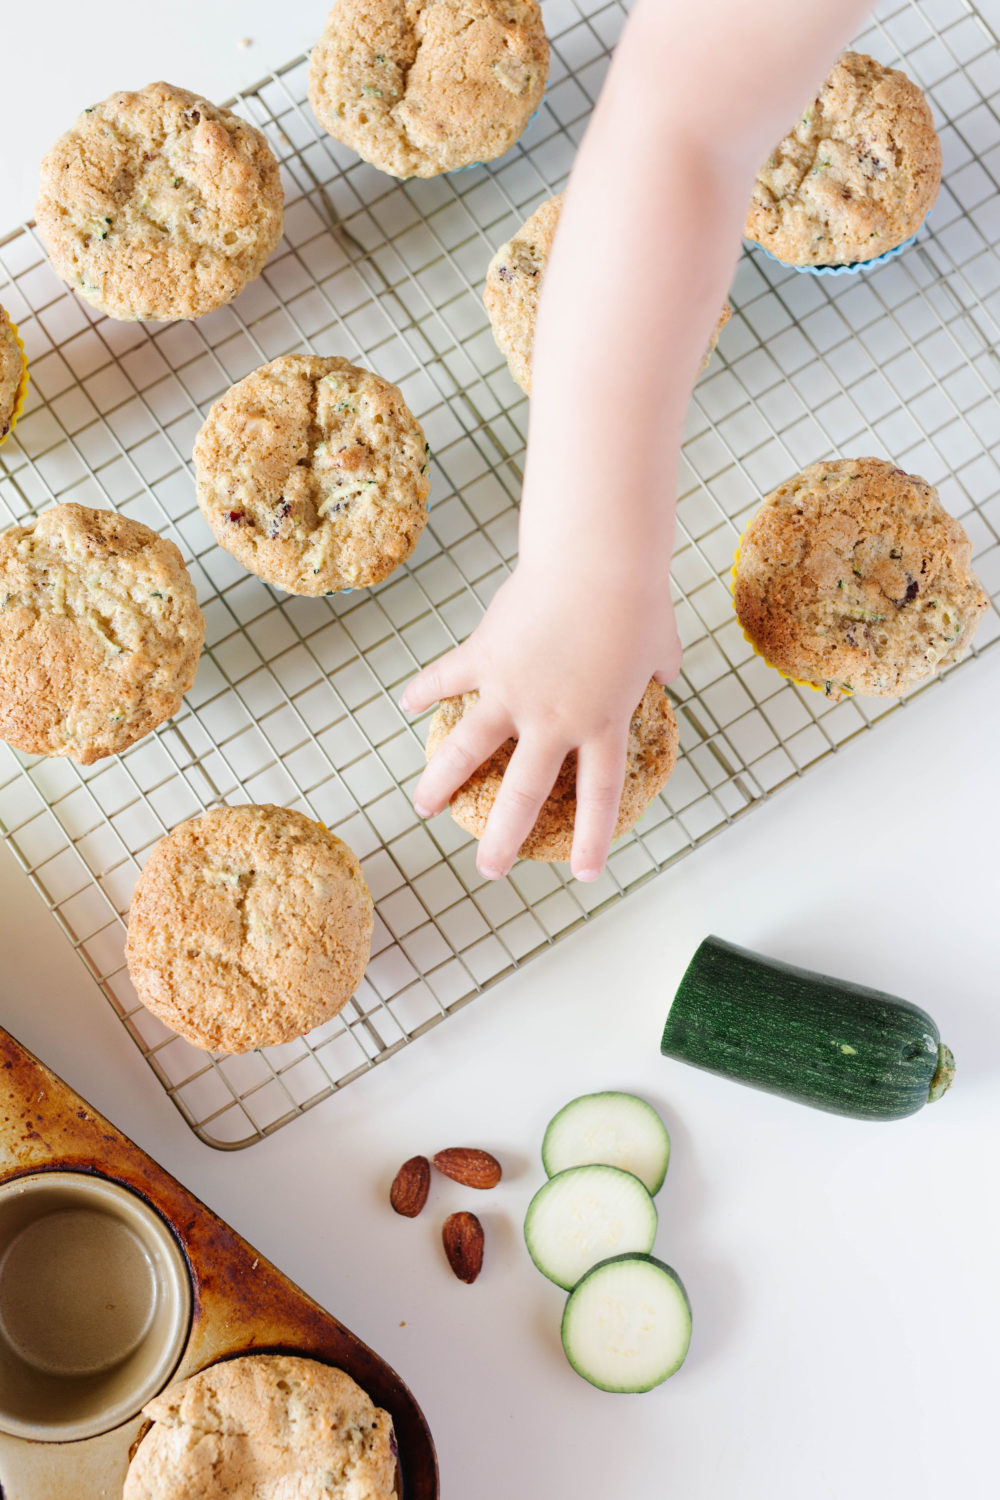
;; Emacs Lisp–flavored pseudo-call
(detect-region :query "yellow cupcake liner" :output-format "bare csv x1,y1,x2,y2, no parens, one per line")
730,534,852,700
0,312,29,448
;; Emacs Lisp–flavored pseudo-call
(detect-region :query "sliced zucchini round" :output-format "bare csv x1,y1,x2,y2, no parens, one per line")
523,1165,657,1291
542,1091,671,1194
561,1254,692,1392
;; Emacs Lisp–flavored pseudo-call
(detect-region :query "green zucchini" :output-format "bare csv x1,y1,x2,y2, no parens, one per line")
661,936,954,1121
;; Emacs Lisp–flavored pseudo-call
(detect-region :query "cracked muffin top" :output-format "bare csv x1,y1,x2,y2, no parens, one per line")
124,1355,397,1499
309,0,548,177
733,458,988,699
193,354,430,596
36,82,284,321
0,503,203,764
745,52,941,265
126,804,374,1053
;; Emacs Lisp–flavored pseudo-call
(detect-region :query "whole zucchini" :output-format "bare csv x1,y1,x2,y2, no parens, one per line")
661,936,954,1120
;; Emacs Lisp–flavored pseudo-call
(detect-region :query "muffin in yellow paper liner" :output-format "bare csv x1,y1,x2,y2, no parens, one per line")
730,535,843,700
0,307,29,447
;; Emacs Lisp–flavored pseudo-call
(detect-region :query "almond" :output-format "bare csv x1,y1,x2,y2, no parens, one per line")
442,1211,484,1284
432,1147,502,1190
390,1155,431,1217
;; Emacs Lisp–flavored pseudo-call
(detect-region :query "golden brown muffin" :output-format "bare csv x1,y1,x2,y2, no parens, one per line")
0,504,203,764
425,679,679,861
193,354,430,595
36,82,284,321
309,0,549,177
733,458,988,698
745,52,941,265
124,1355,397,1500
126,805,374,1053
0,305,28,442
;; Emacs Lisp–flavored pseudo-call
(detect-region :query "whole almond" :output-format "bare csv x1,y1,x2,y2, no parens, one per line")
390,1155,431,1217
442,1211,484,1284
432,1147,502,1189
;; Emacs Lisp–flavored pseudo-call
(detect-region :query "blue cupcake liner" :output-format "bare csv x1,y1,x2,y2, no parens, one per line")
751,210,932,277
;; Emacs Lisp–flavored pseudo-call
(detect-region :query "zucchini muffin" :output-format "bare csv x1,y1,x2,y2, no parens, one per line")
0,305,28,443
309,0,548,178
733,458,988,699
484,193,730,393
425,679,679,861
124,1355,397,1500
0,504,204,764
126,804,374,1053
36,82,283,321
745,52,941,266
193,354,430,595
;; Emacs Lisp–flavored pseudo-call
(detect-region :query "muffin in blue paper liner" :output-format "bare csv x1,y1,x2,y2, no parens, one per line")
450,98,544,175
744,52,941,280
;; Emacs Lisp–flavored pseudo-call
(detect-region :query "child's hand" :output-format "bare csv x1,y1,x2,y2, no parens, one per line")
402,557,681,881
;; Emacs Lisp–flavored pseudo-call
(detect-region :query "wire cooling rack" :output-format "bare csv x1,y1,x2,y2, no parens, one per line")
1,0,999,1148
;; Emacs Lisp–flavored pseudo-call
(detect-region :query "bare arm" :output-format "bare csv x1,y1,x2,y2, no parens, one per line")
404,0,874,881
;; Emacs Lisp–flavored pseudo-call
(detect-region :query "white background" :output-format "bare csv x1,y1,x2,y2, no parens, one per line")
2,4,1000,1498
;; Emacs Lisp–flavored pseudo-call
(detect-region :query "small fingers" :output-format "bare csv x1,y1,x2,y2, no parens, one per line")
477,736,569,880
401,645,475,715
570,735,628,882
413,704,512,818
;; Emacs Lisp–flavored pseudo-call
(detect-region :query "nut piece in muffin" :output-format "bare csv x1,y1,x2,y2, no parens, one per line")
36,82,284,321
0,504,204,764
193,354,430,595
484,193,731,394
126,804,374,1053
124,1355,397,1500
733,458,988,699
745,52,941,266
425,679,679,862
309,0,548,178
0,305,28,443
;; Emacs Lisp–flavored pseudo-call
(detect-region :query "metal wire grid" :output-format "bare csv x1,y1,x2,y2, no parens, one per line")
0,0,998,1148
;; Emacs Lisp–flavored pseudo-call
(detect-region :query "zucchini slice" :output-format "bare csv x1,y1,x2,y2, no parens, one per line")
524,1165,657,1291
561,1254,692,1392
542,1091,671,1194
662,935,955,1121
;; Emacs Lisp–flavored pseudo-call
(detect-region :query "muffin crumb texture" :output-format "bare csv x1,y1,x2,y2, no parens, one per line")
0,308,26,440
126,804,374,1053
733,458,988,698
36,81,284,321
194,354,429,595
426,679,679,860
0,503,203,764
124,1355,397,1500
309,0,548,177
745,51,941,265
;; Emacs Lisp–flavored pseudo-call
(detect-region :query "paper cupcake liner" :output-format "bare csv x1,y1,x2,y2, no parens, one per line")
730,534,846,698
0,314,29,447
749,210,931,279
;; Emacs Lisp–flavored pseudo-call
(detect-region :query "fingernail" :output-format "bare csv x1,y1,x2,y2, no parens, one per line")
575,868,601,883
400,693,414,712
414,802,433,818
478,863,504,881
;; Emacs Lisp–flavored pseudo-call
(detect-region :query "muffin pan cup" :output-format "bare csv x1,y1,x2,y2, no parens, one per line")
0,1024,437,1499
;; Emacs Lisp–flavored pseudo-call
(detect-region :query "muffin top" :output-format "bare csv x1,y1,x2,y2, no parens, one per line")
425,679,679,861
745,52,941,265
193,354,430,595
125,804,374,1053
36,82,284,321
484,193,730,394
733,458,989,698
309,0,548,177
0,307,26,441
0,503,204,764
124,1355,397,1500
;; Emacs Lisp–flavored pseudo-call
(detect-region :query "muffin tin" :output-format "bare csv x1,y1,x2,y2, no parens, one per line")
0,1023,437,1498
1,0,999,1149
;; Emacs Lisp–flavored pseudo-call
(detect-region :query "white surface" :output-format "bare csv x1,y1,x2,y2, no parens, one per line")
2,5,1000,1498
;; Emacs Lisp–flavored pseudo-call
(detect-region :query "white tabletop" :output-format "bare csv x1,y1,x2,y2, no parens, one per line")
2,6,999,1499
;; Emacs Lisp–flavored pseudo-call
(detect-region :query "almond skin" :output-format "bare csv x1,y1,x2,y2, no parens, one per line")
432,1147,502,1190
442,1211,484,1284
390,1155,431,1217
